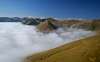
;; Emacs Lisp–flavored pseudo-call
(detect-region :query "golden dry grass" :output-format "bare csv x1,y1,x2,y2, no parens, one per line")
25,32,100,62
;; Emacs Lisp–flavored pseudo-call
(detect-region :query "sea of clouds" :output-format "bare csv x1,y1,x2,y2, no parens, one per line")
0,22,95,62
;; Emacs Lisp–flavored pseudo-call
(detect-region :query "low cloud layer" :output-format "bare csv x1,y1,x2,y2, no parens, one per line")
0,22,95,62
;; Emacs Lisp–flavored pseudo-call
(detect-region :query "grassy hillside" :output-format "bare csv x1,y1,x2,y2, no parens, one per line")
25,32,100,62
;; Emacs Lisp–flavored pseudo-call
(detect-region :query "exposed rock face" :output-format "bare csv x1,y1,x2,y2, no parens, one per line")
37,18,58,32
21,17,56,25
21,17,45,25
25,33,100,62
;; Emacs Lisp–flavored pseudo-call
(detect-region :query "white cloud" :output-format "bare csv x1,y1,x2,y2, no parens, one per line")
0,22,95,62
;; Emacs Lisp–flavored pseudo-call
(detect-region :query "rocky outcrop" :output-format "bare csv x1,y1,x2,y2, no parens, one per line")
21,17,56,25
21,17,45,25
37,19,58,32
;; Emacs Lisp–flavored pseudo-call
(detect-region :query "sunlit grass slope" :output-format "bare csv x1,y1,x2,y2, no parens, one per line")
25,32,100,62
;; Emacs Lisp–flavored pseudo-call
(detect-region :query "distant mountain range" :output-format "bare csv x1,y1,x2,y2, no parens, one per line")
0,17,100,31
0,17,22,22
0,17,56,25
0,17,47,25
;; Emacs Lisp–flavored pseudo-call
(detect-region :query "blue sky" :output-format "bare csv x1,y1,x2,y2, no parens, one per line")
0,0,100,19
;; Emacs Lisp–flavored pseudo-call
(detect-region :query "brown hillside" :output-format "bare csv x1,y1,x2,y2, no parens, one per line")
37,19,100,32
25,33,100,62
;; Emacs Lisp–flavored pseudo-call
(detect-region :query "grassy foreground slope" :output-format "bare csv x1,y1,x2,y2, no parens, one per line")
25,32,100,62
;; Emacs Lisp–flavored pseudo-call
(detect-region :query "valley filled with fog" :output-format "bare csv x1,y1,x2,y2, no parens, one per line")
0,22,95,62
